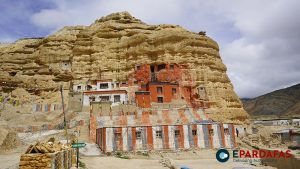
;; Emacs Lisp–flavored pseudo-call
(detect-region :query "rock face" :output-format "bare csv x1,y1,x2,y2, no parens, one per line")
242,83,300,118
0,12,248,123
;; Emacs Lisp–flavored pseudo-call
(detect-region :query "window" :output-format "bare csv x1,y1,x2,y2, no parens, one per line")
114,95,121,102
100,83,109,89
87,85,92,91
192,130,197,136
89,96,95,101
134,81,138,85
136,65,141,70
114,133,121,140
116,83,119,88
150,65,155,73
136,131,141,139
157,97,164,103
170,64,174,70
172,88,176,95
175,130,180,138
224,128,229,135
156,131,162,138
157,64,166,71
77,86,81,90
209,129,214,136
157,87,163,94
99,96,110,101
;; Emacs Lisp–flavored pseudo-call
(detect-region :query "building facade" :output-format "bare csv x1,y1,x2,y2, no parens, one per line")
96,123,236,152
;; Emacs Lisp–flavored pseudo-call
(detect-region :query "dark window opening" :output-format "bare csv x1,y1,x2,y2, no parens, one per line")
156,131,162,138
114,95,121,102
122,82,127,85
192,130,197,136
157,97,164,103
87,85,92,91
157,64,166,71
157,87,163,94
136,131,141,139
116,83,119,87
99,96,110,101
170,64,174,70
77,86,81,90
100,83,109,89
150,65,155,73
89,96,95,102
114,133,121,140
209,129,214,136
224,128,229,135
136,65,141,70
172,88,176,95
134,81,138,85
175,130,180,138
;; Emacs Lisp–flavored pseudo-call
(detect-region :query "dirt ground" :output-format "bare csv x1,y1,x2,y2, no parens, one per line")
80,150,276,169
81,156,274,169
0,146,26,169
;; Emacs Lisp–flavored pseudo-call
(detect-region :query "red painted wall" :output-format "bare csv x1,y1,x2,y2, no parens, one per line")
148,83,179,103
136,93,151,108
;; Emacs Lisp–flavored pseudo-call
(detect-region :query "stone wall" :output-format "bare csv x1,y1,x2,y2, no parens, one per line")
19,149,73,169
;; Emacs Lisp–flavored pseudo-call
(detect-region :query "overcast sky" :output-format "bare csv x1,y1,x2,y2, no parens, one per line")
0,0,299,98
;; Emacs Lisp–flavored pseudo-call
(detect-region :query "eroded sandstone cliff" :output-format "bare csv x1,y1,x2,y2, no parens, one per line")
0,12,248,123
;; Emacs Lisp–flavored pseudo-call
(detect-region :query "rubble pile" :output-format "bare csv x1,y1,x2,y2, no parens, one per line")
24,138,68,154
240,125,284,149
19,138,73,169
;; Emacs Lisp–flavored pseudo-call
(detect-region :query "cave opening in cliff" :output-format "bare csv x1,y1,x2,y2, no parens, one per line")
9,72,17,76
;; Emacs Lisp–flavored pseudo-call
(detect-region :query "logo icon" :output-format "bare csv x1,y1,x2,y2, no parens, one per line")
216,149,230,162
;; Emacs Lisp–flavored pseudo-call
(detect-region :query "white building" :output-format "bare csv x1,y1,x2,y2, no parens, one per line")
83,90,128,106
73,83,86,92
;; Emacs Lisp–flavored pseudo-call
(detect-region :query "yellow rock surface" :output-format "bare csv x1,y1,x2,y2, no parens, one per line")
0,12,248,123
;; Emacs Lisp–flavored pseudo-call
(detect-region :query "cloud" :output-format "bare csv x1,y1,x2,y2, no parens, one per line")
1,0,300,98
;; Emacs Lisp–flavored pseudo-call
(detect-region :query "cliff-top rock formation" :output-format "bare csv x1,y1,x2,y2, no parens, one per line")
0,12,248,123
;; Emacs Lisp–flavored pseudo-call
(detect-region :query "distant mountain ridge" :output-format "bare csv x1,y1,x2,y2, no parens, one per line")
242,83,300,118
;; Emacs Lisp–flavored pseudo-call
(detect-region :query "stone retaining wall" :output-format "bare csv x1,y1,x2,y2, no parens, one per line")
19,149,73,169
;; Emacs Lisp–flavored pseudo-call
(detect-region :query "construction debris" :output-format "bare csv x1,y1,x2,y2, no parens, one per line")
25,137,68,154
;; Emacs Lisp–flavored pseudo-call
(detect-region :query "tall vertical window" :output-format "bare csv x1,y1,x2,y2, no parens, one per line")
170,64,174,70
192,130,197,136
175,130,180,138
136,65,141,70
157,86,163,94
172,88,176,95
